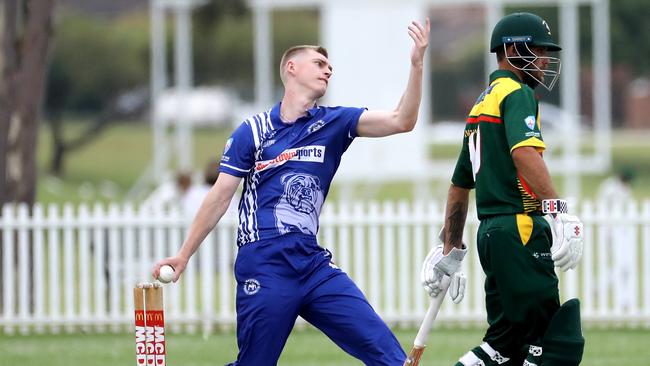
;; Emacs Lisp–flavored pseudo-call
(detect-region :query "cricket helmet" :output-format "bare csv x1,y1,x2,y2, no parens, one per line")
490,12,561,52
490,12,562,91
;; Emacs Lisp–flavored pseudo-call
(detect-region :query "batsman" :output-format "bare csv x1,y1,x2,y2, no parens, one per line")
421,12,585,366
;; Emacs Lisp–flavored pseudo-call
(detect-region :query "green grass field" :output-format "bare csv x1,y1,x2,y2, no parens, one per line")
36,122,227,204
36,122,650,204
1,327,648,365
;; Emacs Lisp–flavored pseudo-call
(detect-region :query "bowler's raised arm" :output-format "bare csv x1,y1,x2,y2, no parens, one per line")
356,18,430,138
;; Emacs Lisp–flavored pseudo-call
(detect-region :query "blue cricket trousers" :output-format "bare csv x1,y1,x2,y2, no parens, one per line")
226,233,406,365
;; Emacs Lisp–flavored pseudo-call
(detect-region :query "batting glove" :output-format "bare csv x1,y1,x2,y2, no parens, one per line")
542,199,584,272
421,243,467,303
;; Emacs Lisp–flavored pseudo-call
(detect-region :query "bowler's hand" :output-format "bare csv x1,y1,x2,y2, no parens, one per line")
408,18,430,67
152,255,188,283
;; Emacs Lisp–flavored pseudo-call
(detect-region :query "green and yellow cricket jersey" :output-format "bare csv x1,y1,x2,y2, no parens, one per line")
452,70,545,219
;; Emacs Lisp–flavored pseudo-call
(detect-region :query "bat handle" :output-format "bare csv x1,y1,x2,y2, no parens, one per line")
404,275,452,366
413,275,451,347
403,346,425,366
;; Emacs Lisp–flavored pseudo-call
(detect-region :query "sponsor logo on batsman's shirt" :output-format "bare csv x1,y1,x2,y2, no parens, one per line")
255,145,326,172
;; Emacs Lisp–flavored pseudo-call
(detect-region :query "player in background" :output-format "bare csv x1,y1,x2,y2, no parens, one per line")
153,19,430,365
420,12,584,366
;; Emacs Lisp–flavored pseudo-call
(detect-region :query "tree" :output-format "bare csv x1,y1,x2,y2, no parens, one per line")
44,14,149,175
0,0,55,205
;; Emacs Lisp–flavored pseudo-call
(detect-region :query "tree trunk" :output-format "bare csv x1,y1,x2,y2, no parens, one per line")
48,96,122,176
48,112,66,175
0,0,19,205
0,0,55,205
51,141,65,176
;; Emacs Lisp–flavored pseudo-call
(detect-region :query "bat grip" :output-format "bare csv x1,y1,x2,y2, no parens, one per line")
413,275,451,347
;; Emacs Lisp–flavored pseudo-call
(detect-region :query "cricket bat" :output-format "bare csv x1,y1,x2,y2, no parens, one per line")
403,275,451,366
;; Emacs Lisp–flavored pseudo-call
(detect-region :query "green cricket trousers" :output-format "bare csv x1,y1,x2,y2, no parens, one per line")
477,213,560,363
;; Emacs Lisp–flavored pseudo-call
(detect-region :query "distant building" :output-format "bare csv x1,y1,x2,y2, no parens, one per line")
626,78,650,129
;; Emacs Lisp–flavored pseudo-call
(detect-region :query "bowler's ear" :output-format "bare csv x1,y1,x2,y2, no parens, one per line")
286,59,297,77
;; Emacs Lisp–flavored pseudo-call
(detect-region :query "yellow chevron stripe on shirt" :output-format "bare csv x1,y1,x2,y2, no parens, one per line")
511,137,546,153
517,180,542,213
468,77,522,118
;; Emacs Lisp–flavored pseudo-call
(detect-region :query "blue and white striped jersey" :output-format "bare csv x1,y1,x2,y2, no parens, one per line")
220,102,365,246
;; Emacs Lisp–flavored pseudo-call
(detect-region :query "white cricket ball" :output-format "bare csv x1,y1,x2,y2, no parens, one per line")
158,265,175,284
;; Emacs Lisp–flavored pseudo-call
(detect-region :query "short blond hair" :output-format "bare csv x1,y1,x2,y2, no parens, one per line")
279,45,328,83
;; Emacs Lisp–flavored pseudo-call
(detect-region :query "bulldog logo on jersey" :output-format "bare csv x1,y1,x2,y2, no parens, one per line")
274,173,324,235
524,116,536,130
243,279,260,295
308,119,326,134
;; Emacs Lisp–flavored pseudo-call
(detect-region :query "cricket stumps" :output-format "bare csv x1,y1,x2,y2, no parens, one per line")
134,282,166,366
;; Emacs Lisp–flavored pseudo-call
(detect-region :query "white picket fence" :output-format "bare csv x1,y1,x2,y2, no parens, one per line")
1,200,650,335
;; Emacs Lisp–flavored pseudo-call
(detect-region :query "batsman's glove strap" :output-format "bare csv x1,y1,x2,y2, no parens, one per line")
542,199,568,215
436,245,468,276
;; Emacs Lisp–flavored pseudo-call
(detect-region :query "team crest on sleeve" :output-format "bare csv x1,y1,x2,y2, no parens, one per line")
524,116,536,130
224,138,233,154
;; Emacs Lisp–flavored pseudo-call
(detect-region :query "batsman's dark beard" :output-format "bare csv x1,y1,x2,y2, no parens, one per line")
509,59,541,89
521,72,540,89
510,44,541,89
